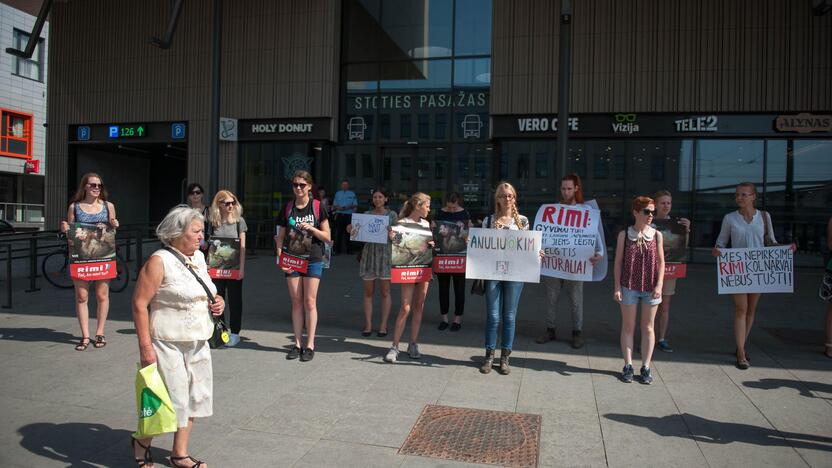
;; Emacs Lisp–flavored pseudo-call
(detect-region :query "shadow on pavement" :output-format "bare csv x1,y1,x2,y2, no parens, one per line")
0,327,77,344
743,378,832,400
488,355,623,379
18,422,172,467
604,413,832,451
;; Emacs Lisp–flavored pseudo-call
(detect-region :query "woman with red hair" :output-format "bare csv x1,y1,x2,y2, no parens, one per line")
613,196,665,384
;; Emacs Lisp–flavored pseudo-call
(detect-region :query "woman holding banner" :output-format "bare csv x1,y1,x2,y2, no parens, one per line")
613,196,665,384
434,192,470,331
131,205,225,468
712,182,794,369
348,187,397,337
479,182,530,375
652,190,690,353
207,190,247,347
276,171,331,362
384,192,432,363
60,173,119,351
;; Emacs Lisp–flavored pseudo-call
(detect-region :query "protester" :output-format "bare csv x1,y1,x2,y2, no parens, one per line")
613,196,665,384
480,182,534,375
384,192,432,363
822,217,832,358
317,186,332,225
186,182,209,251
207,190,247,347
537,174,603,348
652,190,691,352
60,173,119,351
131,205,225,468
275,171,331,361
332,179,358,255
348,187,397,337
434,192,470,331
712,182,795,369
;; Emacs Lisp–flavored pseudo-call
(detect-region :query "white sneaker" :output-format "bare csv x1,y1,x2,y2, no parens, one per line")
226,333,241,347
384,346,399,363
407,343,421,359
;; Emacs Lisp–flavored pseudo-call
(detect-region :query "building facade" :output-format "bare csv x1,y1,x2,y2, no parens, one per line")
45,0,831,262
0,0,47,229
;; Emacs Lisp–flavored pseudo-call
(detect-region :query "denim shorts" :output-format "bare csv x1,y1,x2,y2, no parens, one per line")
620,286,662,306
285,261,323,279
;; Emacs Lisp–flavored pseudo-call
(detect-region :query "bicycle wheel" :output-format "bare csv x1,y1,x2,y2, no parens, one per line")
109,255,130,292
41,251,74,289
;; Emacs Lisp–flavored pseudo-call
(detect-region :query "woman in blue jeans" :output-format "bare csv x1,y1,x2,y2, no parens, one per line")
480,181,533,375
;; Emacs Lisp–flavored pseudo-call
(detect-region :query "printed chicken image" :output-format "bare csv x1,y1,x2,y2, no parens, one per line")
434,221,468,255
69,224,116,261
207,238,240,270
391,224,433,267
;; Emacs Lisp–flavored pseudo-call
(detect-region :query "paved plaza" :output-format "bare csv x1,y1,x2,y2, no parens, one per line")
1,251,831,467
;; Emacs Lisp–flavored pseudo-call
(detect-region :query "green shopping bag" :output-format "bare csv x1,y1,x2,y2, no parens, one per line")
132,362,178,438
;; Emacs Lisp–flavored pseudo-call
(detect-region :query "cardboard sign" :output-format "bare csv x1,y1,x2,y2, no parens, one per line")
391,222,433,283
278,253,309,274
67,223,117,280
465,228,542,283
717,246,794,294
207,237,241,280
433,220,468,274
349,213,390,244
534,204,600,281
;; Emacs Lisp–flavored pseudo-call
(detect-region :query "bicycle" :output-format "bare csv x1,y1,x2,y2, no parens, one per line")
41,232,130,292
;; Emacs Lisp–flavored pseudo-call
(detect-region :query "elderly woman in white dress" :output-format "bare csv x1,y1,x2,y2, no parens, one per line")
132,206,225,468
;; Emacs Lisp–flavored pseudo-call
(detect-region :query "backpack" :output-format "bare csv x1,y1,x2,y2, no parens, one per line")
284,199,322,227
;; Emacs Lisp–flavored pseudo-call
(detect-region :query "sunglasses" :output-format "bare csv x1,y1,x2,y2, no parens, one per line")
642,209,656,216
222,200,237,207
189,190,202,195
86,183,103,189
292,183,308,189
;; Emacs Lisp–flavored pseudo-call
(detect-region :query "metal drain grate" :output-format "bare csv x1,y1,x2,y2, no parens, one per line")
399,404,541,467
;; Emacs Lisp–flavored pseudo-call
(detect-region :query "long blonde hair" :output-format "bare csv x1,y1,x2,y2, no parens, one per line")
399,192,430,220
493,181,524,228
209,190,243,227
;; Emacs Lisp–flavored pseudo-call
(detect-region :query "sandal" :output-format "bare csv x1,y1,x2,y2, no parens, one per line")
131,436,154,467
169,455,205,468
75,337,91,351
93,335,107,348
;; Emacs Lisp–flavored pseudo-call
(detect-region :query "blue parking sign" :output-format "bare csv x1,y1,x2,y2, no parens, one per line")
77,126,90,141
171,123,186,140
108,126,119,138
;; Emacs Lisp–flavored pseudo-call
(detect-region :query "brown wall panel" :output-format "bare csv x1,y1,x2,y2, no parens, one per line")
493,0,832,115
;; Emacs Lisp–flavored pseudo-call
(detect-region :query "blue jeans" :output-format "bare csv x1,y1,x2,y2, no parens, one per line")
484,280,524,351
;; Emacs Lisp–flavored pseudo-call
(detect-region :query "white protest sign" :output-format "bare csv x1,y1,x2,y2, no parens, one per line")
717,246,794,294
350,213,389,244
465,228,542,283
534,203,601,281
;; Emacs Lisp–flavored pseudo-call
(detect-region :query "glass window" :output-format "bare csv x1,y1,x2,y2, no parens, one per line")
336,146,378,209
343,0,381,62
454,58,491,88
766,140,832,260
380,60,452,90
454,144,493,219
379,114,391,139
434,113,447,139
379,0,453,60
498,140,556,217
400,114,412,138
454,0,492,56
693,140,764,258
12,29,44,82
418,114,430,139
362,153,374,178
0,110,32,159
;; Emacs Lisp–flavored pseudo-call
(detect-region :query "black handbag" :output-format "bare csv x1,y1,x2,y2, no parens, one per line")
470,279,485,296
164,247,229,348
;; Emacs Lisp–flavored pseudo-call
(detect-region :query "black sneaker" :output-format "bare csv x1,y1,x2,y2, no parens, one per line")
450,322,462,332
286,346,301,360
640,366,653,384
300,348,315,362
438,321,449,331
622,364,634,383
